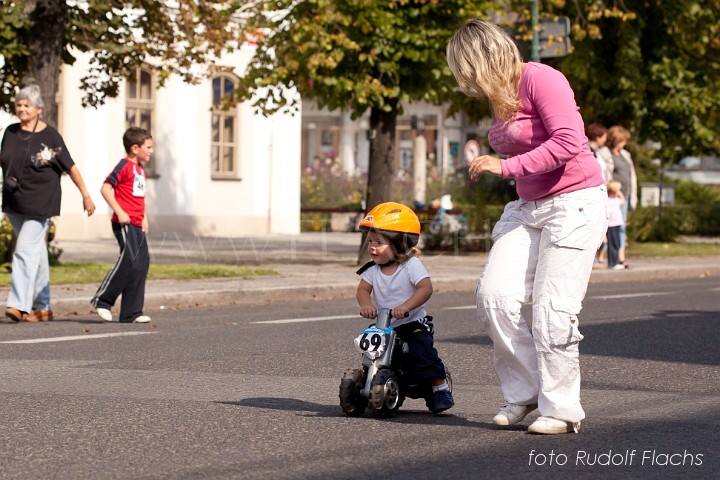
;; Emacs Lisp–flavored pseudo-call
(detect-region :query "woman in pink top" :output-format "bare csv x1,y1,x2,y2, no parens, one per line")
447,20,609,435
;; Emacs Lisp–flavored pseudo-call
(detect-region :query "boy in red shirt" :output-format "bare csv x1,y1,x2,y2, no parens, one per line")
91,127,153,323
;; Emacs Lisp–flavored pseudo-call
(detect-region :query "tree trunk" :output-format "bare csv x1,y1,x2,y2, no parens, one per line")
23,0,67,127
357,99,399,265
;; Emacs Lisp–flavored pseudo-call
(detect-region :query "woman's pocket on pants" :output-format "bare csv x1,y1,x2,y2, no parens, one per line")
548,204,598,250
547,297,584,351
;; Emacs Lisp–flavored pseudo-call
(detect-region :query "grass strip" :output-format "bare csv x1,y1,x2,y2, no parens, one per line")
0,262,276,287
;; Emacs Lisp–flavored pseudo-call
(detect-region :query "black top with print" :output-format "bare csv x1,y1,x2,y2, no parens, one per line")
0,123,75,219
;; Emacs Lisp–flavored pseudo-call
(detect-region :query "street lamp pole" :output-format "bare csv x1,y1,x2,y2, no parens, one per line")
531,0,540,62
657,157,664,221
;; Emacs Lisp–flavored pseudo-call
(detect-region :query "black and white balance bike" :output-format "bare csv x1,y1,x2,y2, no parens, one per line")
339,308,452,418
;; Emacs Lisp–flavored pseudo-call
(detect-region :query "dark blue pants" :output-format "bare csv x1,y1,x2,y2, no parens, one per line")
392,319,447,384
91,223,149,322
607,225,622,267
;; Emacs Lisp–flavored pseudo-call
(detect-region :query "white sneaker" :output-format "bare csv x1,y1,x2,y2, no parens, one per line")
493,403,538,426
528,416,581,434
96,308,113,322
132,315,151,323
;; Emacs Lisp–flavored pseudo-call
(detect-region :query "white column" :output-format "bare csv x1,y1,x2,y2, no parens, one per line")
341,111,356,175
306,122,317,168
413,134,427,205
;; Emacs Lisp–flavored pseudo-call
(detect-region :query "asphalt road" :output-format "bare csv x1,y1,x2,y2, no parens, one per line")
1,276,718,479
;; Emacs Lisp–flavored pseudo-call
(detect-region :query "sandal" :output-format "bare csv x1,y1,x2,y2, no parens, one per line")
32,310,54,322
20,312,40,322
5,307,24,322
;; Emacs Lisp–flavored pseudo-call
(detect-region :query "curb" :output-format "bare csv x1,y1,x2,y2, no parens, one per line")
45,262,719,319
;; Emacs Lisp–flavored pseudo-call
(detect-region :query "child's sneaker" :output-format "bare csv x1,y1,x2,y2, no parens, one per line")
96,308,113,322
431,390,455,413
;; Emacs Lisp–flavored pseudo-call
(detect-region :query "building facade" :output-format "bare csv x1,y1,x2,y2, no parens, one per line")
1,45,302,240
2,46,498,242
300,100,492,181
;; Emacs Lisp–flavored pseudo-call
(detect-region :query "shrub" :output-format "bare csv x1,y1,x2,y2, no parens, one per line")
301,159,366,209
0,217,64,268
301,161,720,244
673,179,720,204
0,217,13,266
628,203,720,242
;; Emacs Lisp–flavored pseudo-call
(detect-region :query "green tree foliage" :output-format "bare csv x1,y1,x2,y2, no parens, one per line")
531,0,720,160
234,0,501,262
0,0,251,125
3,0,717,208
234,0,498,212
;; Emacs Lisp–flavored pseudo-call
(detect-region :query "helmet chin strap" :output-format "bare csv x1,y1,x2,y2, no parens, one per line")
355,258,397,275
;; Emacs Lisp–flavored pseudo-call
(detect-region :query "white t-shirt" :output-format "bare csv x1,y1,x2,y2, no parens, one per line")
607,196,624,227
360,256,430,327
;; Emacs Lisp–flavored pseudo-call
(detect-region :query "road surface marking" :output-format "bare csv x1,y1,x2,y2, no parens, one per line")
252,314,358,324
1,331,157,344
440,292,674,310
590,292,673,300
253,292,673,324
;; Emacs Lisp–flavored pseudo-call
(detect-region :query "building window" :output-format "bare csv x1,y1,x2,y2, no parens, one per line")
126,67,156,174
211,75,239,178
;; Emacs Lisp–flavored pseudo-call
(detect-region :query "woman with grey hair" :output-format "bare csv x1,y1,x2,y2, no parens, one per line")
0,84,96,322
447,20,607,434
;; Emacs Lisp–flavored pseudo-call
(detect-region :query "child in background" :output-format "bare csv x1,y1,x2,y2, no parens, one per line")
91,127,153,323
607,180,626,270
356,202,454,413
587,123,609,268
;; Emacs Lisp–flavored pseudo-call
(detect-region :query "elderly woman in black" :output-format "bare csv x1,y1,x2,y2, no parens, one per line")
1,84,95,322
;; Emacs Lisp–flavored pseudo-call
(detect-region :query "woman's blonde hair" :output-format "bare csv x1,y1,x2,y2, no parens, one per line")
446,19,524,121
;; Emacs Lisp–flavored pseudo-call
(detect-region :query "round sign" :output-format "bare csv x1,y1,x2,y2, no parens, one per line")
464,140,480,166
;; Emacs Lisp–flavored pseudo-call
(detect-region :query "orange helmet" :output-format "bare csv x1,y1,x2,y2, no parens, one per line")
359,202,420,253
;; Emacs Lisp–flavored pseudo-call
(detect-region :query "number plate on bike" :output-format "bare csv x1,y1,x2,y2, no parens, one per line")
354,325,392,357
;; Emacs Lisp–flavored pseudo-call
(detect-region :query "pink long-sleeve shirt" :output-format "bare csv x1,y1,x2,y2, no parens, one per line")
490,62,603,201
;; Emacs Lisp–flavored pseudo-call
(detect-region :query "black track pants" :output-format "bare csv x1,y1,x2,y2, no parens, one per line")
91,223,149,322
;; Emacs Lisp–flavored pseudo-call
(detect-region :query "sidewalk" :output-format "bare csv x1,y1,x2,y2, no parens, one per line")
6,232,720,318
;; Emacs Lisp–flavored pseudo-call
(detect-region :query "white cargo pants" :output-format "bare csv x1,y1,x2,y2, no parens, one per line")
477,185,608,423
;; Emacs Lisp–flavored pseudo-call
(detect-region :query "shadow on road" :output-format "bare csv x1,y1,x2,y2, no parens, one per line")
443,310,719,366
218,397,495,429
582,310,720,366
218,397,339,417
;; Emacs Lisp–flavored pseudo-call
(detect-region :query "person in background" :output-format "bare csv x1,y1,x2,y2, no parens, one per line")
1,84,96,322
446,19,608,434
586,123,609,267
91,127,153,324
597,126,638,268
586,123,607,168
606,180,626,270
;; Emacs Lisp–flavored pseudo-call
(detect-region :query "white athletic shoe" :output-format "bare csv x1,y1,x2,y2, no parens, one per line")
528,416,581,434
492,403,538,426
96,308,113,322
132,315,151,323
